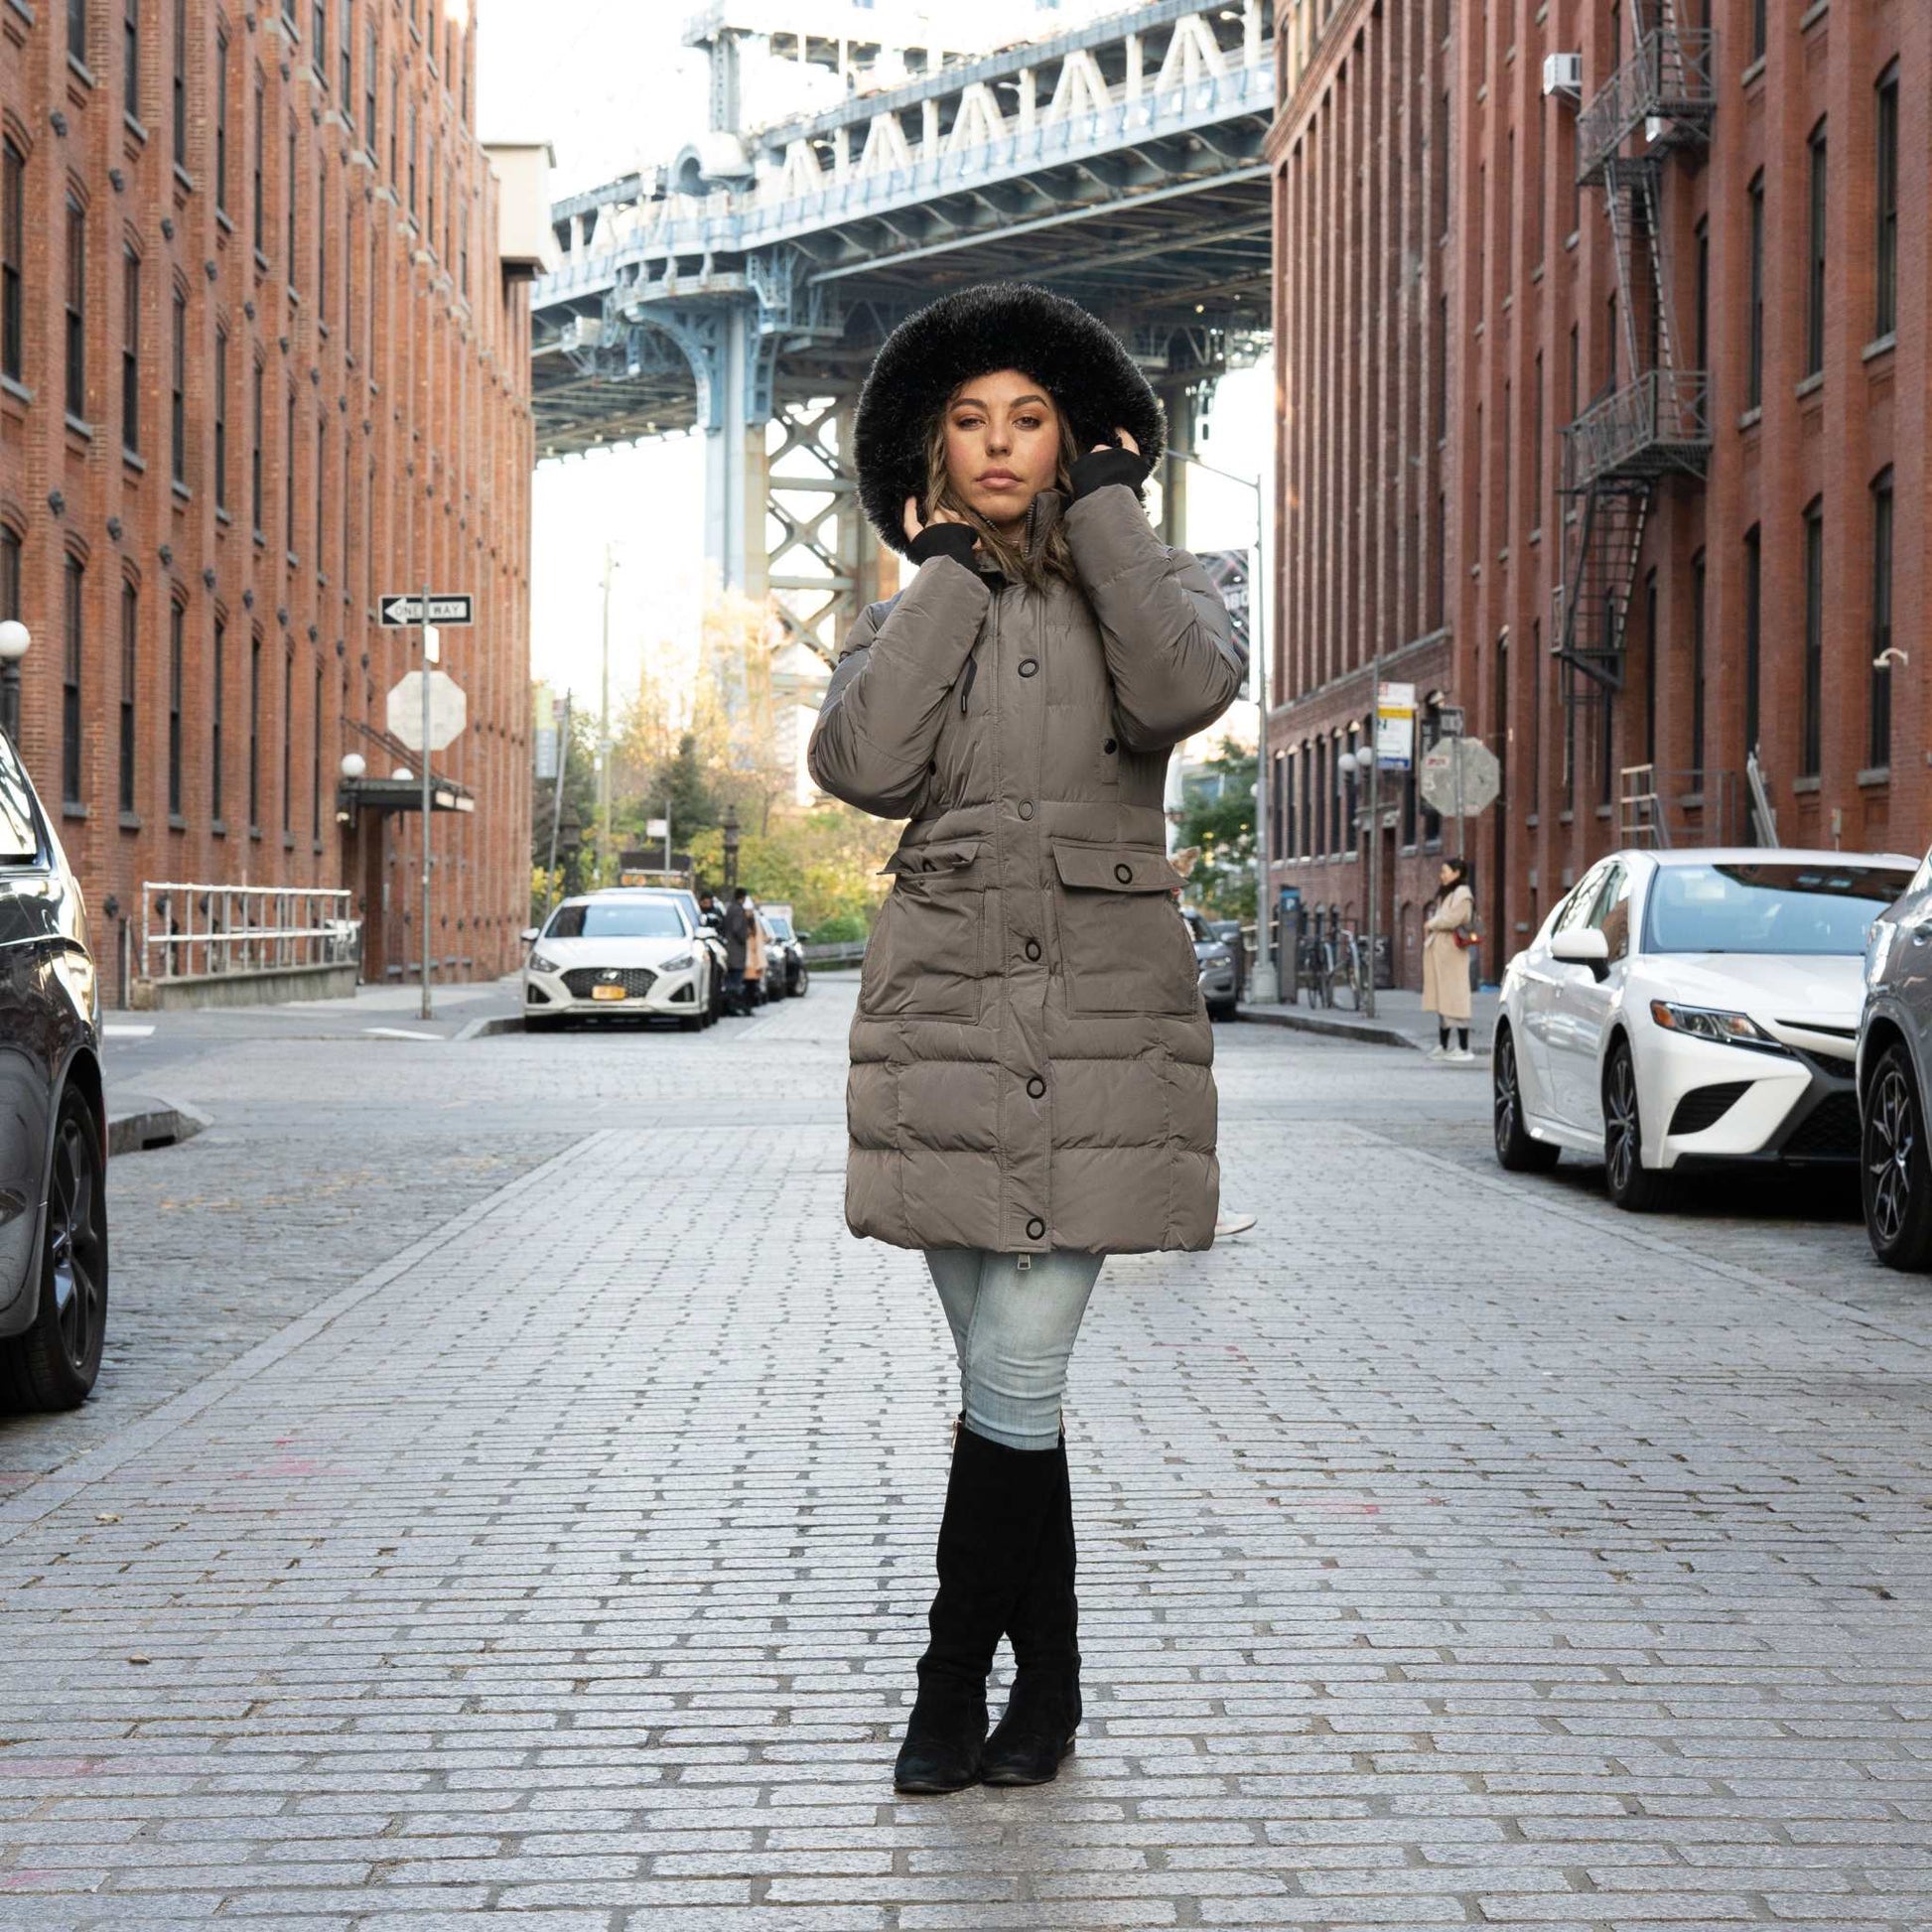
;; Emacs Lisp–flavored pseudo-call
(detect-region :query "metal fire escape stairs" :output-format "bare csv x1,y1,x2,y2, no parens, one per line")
1554,6,1716,713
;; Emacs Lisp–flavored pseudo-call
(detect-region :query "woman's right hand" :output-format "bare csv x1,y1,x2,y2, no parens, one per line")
902,494,974,548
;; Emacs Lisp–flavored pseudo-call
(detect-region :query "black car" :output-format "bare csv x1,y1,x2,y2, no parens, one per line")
760,909,809,999
0,732,108,1411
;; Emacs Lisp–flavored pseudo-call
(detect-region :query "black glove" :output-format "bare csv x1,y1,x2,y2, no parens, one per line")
1069,446,1154,500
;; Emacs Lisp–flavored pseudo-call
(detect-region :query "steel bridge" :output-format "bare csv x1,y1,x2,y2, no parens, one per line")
529,1,1276,664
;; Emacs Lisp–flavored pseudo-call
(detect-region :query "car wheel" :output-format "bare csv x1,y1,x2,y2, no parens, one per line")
1602,1037,1668,1211
1863,1043,1932,1271
1492,1024,1561,1173
1208,999,1237,1023
0,1086,108,1414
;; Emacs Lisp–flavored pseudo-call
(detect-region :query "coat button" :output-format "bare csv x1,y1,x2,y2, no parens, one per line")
1114,862,1134,884
1018,800,1035,820
1103,738,1118,755
1026,1216,1045,1241
1024,938,1041,962
1027,1074,1045,1098
1018,657,1038,677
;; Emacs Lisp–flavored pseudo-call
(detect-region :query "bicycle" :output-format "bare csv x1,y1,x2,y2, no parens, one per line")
1330,929,1366,1011
1296,931,1334,1008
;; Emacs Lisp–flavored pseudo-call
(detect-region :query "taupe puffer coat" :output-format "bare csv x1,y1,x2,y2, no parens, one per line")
808,483,1244,1254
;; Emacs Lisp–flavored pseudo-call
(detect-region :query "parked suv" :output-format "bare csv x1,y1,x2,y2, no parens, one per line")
0,732,109,1411
1857,843,1932,1268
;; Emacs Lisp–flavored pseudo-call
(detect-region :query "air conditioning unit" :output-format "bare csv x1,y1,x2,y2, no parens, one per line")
1543,52,1583,97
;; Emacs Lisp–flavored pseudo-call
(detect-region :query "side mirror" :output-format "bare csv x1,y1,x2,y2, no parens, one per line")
1550,926,1610,980
520,926,539,945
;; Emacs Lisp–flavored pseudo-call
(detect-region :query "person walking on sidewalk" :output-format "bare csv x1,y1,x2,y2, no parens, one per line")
808,283,1243,1796
1423,857,1476,1061
721,888,752,1016
741,896,768,1008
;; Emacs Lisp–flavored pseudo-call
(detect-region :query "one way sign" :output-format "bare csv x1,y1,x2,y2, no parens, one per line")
379,593,474,627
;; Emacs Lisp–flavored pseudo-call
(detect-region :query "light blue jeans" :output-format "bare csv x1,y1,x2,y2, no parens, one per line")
923,1249,1104,1451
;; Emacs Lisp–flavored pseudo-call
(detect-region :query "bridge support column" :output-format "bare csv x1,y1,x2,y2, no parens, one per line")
705,306,770,602
1160,376,1201,549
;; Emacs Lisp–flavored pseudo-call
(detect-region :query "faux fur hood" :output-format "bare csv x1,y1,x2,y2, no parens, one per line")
854,283,1167,557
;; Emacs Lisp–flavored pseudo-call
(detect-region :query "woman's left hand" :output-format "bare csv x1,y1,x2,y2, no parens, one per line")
1091,428,1141,457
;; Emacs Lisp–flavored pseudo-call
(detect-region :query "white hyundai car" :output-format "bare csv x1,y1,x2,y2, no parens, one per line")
522,890,715,1032
1492,848,1917,1209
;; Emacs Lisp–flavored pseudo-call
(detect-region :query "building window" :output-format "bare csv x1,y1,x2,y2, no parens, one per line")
63,555,83,806
1875,65,1898,341
389,69,399,183
118,582,136,814
247,631,261,830
167,600,183,816
0,527,17,622
317,163,327,316
1642,570,1658,765
286,121,297,290
1694,215,1709,372
215,34,229,211
121,246,139,454
124,0,138,119
315,416,326,568
426,136,436,253
459,196,469,300
170,286,186,485
407,97,417,216
1690,551,1706,783
1805,122,1827,378
1869,469,1893,768
363,22,377,152
1530,350,1543,527
250,360,264,535
339,0,351,101
1801,498,1823,776
280,645,292,834
1746,172,1764,410
284,391,296,554
171,0,186,165
311,658,323,839
1,139,22,384
65,196,85,420
213,327,227,506
1743,525,1761,770
313,0,327,81
210,616,224,822
252,74,265,252
69,0,86,65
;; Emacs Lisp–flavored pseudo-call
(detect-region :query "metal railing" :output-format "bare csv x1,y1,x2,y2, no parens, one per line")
140,883,360,981
1561,368,1712,492
1576,25,1718,186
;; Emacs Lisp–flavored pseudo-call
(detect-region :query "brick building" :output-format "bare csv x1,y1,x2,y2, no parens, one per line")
0,0,538,998
1267,0,1929,986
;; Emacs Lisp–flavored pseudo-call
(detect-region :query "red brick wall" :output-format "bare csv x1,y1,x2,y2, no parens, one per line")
0,0,533,996
1272,0,1930,981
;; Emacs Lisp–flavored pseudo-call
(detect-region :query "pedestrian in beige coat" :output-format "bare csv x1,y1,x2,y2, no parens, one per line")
808,284,1242,1799
1422,857,1475,1061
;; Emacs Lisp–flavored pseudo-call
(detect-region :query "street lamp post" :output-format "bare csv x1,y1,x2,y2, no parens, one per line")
722,803,741,893
0,620,29,747
1173,452,1275,1002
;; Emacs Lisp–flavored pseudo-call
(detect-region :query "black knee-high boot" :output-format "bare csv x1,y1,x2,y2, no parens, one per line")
894,1424,1062,1795
982,1434,1081,1785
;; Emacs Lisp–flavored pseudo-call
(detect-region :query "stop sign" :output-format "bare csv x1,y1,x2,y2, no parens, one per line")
387,670,467,753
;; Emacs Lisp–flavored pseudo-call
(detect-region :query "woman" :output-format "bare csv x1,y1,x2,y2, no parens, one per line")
808,283,1243,1795
742,897,767,1006
1422,857,1475,1061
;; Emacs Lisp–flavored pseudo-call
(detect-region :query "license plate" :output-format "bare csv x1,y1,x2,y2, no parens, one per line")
591,984,627,1001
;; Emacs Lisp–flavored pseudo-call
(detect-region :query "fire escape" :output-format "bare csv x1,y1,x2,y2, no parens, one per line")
1555,8,1716,714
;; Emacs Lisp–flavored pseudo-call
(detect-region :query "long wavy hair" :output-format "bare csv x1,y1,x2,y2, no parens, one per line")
920,385,1081,593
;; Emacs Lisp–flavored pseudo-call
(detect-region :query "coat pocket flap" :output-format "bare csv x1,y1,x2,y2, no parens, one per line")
881,838,982,878
1051,841,1185,894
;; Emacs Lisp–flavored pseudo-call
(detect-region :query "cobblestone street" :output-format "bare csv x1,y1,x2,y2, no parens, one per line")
1,982,1929,1929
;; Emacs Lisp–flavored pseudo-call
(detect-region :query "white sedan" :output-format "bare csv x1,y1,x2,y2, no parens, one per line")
1492,848,1918,1209
522,891,715,1032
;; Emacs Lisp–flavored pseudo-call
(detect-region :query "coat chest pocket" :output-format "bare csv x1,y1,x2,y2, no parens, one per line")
859,839,986,1021
1049,841,1199,1016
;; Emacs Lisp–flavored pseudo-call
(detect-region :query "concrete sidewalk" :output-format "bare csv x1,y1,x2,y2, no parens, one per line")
1238,983,1500,1053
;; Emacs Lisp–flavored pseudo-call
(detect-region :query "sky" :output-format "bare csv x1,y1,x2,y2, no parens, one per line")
476,1,1273,729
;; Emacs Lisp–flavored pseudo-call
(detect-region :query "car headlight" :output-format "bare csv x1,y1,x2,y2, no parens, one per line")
658,952,696,974
528,950,561,975
1649,1000,1788,1052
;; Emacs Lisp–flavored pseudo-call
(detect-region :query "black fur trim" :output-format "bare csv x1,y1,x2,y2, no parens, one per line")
855,283,1167,556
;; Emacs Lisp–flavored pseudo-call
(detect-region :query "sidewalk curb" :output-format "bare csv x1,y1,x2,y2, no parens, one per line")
452,1014,527,1042
1234,1003,1428,1051
105,1092,212,1156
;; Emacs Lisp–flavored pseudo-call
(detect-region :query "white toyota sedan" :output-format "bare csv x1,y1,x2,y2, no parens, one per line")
522,891,715,1032
1492,848,1917,1208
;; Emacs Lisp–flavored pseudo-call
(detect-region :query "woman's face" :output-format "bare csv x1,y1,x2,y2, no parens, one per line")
1440,863,1457,891
940,369,1064,531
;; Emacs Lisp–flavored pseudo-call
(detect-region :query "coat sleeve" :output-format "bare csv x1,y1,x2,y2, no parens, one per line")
1062,483,1247,754
806,557,992,819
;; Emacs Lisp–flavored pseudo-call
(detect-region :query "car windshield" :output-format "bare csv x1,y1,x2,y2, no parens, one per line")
0,742,39,864
765,915,794,940
1643,862,1912,956
545,900,686,940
